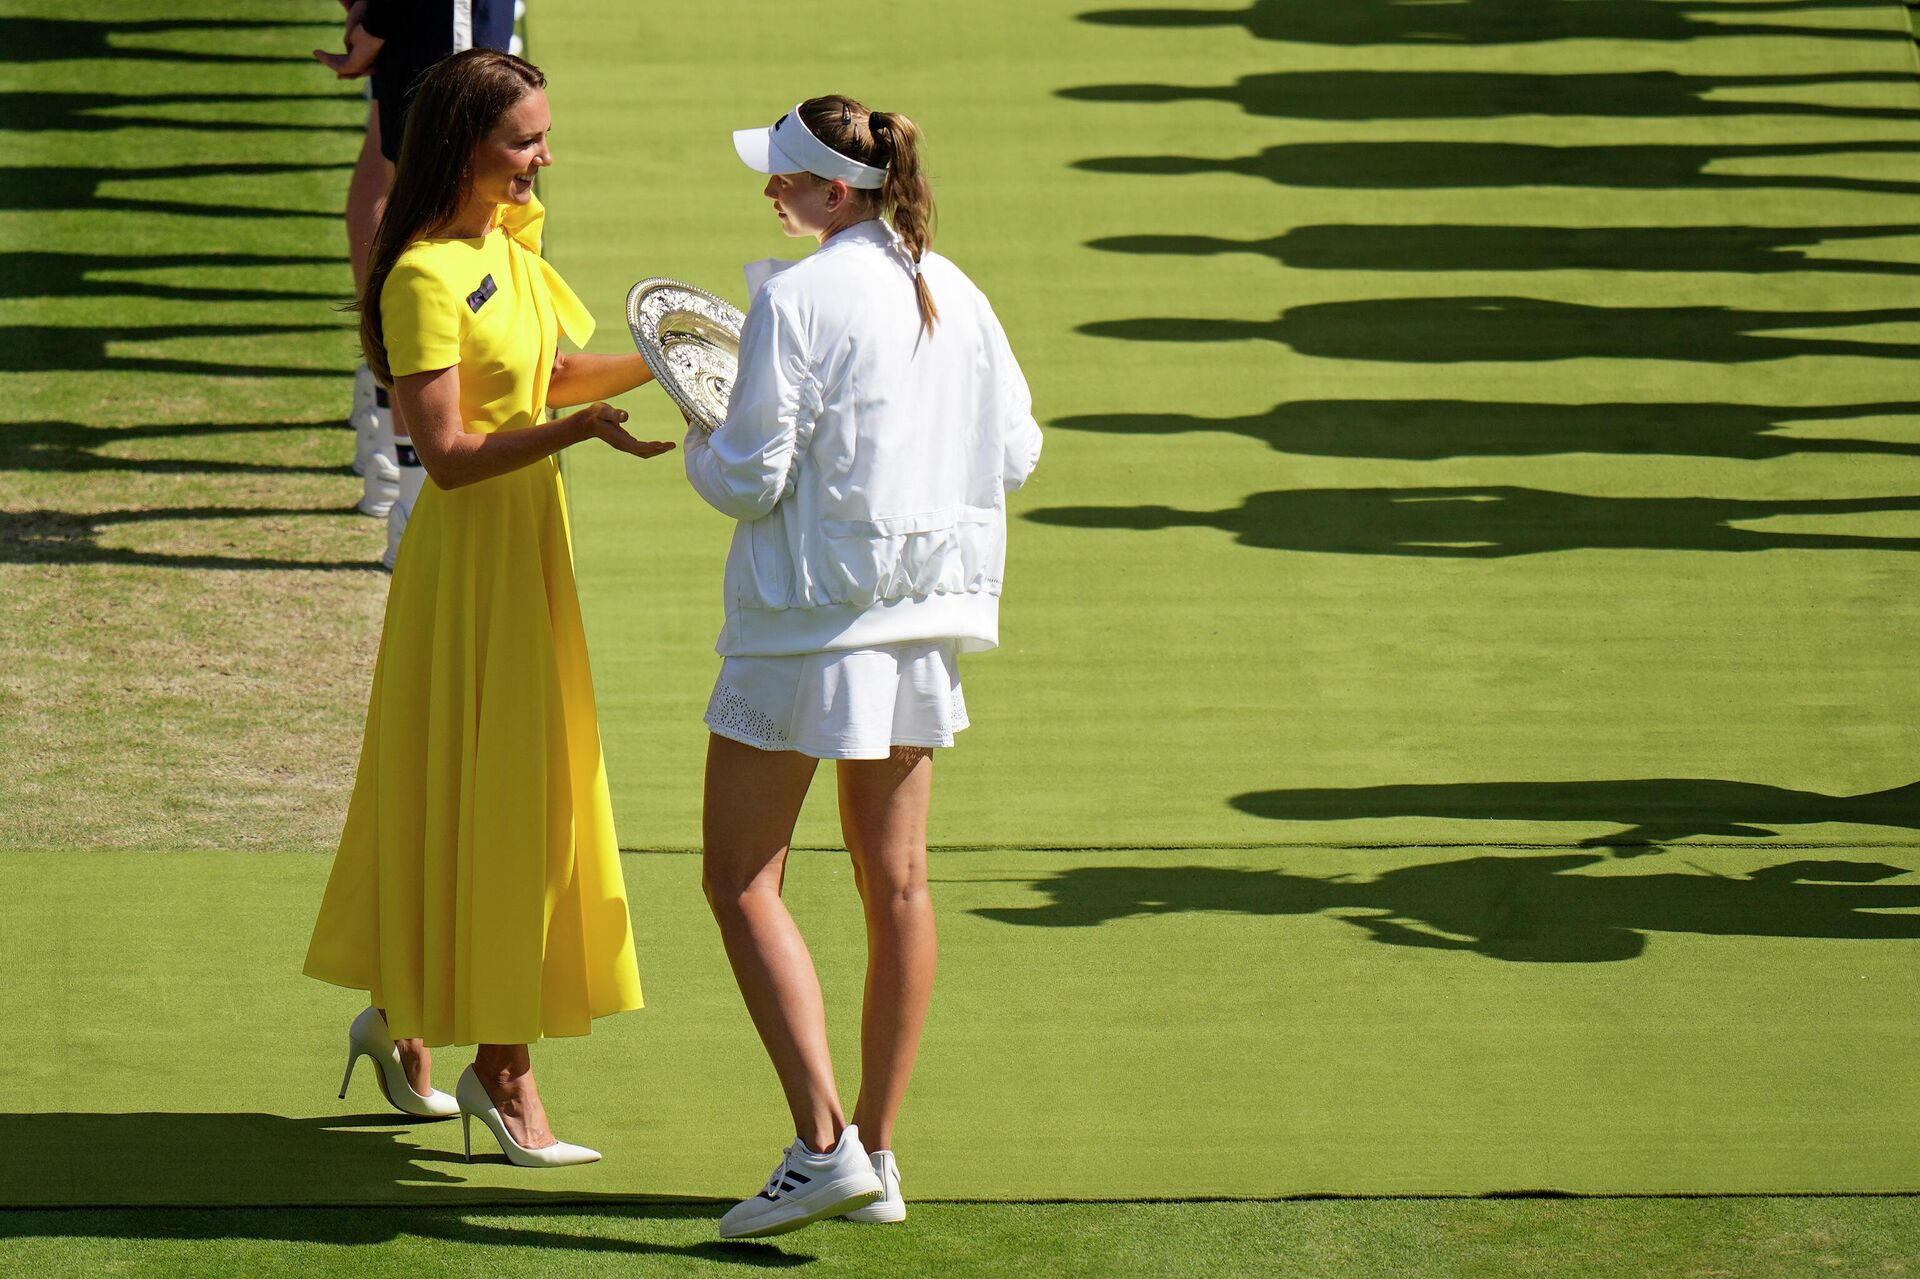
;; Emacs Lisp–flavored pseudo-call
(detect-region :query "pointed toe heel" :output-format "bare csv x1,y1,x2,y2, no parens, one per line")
454,1066,600,1168
337,1007,460,1119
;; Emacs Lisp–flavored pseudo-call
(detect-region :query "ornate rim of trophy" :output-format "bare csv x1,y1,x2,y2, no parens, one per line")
625,278,746,434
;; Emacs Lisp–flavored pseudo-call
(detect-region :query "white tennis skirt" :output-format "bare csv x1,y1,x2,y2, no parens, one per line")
704,640,969,760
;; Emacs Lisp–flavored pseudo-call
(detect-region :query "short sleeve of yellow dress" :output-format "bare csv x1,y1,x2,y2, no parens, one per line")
304,194,643,1046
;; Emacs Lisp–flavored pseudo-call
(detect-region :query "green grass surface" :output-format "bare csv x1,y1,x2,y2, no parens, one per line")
8,850,1918,1203
5,0,1920,1272
5,1199,1919,1279
549,1,1920,853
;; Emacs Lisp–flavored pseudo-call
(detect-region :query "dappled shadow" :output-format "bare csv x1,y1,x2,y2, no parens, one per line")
1050,400,1920,461
5,323,353,378
0,90,360,134
0,16,324,64
1087,223,1920,277
1075,140,1920,195
1080,297,1920,362
0,1114,803,1263
1232,778,1920,851
1062,69,1920,121
2,251,345,303
1075,0,1908,45
973,855,1920,962
0,505,380,571
9,163,350,218
1026,487,1920,554
0,420,349,477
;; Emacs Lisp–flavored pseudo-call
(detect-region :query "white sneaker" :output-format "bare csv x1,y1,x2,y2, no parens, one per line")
383,437,425,571
359,401,397,517
349,365,377,476
719,1125,884,1240
351,363,376,423
843,1150,905,1223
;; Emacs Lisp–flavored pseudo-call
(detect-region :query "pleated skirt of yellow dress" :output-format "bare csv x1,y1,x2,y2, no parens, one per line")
304,456,643,1046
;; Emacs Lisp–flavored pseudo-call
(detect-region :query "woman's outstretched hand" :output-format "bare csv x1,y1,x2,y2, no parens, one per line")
577,402,676,459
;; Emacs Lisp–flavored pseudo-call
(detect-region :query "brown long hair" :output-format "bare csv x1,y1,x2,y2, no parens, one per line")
798,95,939,336
357,49,546,385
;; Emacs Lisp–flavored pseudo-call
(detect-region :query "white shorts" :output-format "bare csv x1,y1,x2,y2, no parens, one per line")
705,640,969,760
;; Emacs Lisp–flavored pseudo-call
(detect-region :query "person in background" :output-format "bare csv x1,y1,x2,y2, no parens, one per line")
687,95,1043,1239
315,0,521,565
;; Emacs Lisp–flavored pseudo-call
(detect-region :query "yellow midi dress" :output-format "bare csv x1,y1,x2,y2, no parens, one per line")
304,194,643,1046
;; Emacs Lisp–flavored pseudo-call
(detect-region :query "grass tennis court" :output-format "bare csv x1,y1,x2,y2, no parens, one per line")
4,0,1918,1272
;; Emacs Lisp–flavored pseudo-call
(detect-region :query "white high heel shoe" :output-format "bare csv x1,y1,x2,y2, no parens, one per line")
455,1066,601,1168
336,1006,459,1119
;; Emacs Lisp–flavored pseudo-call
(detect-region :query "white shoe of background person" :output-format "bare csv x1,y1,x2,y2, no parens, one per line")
383,435,425,571
720,1125,885,1239
349,363,377,477
359,393,398,517
336,1006,459,1118
843,1149,906,1223
455,1067,601,1168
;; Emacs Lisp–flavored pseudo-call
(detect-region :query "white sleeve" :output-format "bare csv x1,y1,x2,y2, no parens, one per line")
683,290,814,521
988,307,1043,494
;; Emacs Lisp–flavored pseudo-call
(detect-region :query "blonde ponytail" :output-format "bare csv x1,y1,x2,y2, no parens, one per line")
798,96,940,336
866,110,938,336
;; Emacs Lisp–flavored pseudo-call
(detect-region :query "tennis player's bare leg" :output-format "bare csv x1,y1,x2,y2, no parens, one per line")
841,747,936,1155
345,114,409,443
701,732,846,1153
346,111,391,292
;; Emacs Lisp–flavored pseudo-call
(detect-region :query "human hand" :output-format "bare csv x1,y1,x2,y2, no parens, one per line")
314,7,383,79
579,403,676,459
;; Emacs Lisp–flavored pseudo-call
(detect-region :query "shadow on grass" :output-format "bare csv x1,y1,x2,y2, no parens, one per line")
2,251,346,303
972,854,1920,961
0,90,361,134
1230,778,1920,851
1074,140,1920,195
1061,69,1920,121
0,420,350,476
4,322,354,378
1077,297,1920,362
9,163,351,219
1075,0,1908,46
0,1115,800,1263
1026,487,1920,555
0,16,326,64
1085,224,1920,278
0,505,380,571
1049,400,1920,461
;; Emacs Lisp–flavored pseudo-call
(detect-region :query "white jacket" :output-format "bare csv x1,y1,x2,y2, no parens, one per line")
684,218,1043,657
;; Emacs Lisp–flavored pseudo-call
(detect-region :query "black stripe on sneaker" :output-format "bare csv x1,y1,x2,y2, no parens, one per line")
785,1170,811,1184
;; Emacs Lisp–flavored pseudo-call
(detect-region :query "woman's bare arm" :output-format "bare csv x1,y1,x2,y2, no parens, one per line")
547,352,655,408
395,364,674,490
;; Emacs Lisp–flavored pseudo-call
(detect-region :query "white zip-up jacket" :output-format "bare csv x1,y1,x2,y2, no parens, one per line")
684,218,1043,657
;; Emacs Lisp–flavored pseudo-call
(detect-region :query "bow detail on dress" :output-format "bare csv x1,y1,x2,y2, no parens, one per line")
496,196,596,347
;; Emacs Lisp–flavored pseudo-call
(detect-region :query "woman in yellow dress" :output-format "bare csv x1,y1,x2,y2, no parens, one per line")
304,48,672,1167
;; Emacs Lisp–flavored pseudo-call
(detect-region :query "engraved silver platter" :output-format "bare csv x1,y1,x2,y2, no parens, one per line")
626,277,745,434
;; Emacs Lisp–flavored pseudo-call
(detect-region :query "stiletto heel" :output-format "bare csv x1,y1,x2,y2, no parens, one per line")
454,1066,600,1168
337,1007,459,1119
463,1113,473,1163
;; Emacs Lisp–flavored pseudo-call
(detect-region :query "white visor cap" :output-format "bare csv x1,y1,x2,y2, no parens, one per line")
732,104,888,190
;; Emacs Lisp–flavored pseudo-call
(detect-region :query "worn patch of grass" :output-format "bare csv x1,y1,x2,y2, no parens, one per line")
0,0,385,852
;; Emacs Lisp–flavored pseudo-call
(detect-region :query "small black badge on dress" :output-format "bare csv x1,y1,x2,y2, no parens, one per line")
466,274,497,313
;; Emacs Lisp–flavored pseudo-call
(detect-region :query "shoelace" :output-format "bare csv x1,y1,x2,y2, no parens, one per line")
760,1146,799,1200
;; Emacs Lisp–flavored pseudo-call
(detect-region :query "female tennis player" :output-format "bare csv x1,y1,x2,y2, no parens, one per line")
684,95,1043,1238
305,48,672,1166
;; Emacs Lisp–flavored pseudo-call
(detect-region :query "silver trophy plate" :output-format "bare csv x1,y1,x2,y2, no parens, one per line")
626,278,745,434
